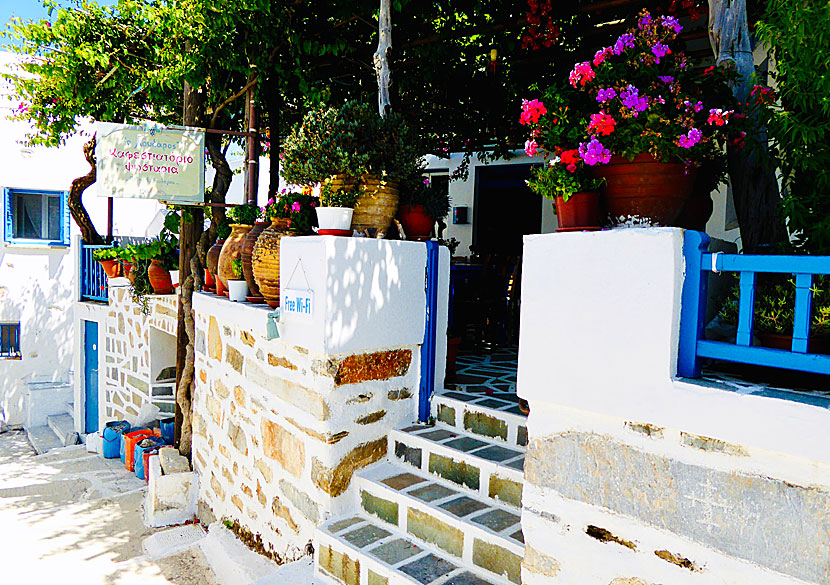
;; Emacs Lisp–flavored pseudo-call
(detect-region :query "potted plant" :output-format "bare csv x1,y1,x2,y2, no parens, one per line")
281,101,420,237
92,246,123,278
397,175,451,241
520,10,742,227
205,218,231,294
317,182,360,234
227,258,248,302
252,191,318,308
217,203,259,294
718,277,830,354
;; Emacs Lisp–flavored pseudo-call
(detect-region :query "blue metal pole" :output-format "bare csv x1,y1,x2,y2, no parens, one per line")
677,230,710,378
419,241,439,422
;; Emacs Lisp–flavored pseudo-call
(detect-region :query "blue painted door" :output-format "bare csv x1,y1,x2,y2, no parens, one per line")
83,320,99,433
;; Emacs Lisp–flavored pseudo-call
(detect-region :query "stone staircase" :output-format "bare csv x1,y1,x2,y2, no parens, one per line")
25,380,79,454
315,389,527,585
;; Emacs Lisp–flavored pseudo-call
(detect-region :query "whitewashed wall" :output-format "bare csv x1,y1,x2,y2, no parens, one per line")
517,229,829,585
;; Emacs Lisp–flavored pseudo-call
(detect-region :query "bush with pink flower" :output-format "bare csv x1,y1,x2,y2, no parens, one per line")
263,190,319,234
521,9,746,201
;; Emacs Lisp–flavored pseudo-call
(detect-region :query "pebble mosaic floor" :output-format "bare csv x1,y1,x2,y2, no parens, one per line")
443,347,524,418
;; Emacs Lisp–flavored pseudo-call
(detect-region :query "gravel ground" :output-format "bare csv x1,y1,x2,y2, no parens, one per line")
0,429,219,585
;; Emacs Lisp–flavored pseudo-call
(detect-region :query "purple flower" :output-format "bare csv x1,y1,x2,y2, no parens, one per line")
658,75,674,84
612,33,635,55
596,87,617,103
578,137,612,166
638,14,652,29
660,15,683,34
651,43,670,63
683,100,704,113
677,128,702,149
620,85,649,115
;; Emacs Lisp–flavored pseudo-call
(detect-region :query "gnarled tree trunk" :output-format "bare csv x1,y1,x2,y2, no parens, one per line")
69,136,104,245
374,0,392,118
708,0,787,252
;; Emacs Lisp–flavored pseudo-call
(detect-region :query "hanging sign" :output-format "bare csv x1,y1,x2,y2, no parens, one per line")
95,121,205,203
281,289,314,320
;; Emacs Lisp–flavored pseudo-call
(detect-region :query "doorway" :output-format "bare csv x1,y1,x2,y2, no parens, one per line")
473,164,542,255
83,320,99,434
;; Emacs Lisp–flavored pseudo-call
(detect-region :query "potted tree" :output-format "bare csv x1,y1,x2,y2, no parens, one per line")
92,246,123,278
520,10,742,227
317,181,360,234
228,258,248,302
397,175,451,241
281,101,420,237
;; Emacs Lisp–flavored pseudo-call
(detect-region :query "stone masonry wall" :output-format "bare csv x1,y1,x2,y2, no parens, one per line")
103,281,178,422
191,301,420,560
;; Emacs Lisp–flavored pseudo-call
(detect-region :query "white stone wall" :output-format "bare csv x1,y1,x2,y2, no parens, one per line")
517,229,830,585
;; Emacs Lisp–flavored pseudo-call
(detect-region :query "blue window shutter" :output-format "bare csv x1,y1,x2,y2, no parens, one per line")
3,188,11,243
62,190,70,245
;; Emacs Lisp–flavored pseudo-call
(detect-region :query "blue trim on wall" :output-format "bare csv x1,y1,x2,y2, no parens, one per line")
2,187,70,246
677,230,710,378
419,241,439,422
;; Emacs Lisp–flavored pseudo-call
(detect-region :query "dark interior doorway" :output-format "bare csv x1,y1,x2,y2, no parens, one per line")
473,164,542,255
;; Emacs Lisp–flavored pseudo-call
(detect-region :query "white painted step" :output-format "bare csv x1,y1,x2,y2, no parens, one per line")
47,413,79,446
431,393,527,449
26,425,63,454
66,402,75,417
355,462,523,584
316,515,507,585
389,424,524,509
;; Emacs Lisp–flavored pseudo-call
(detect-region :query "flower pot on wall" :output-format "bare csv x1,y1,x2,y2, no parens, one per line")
206,238,225,293
592,153,696,227
554,191,601,231
316,207,353,232
397,205,434,241
241,220,269,301
148,259,173,294
217,224,252,290
351,175,399,237
98,259,122,278
228,279,248,302
251,218,293,309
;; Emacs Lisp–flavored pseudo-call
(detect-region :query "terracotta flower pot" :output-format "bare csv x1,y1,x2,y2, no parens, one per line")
554,191,601,231
98,259,122,278
206,238,225,293
251,218,293,308
397,204,434,241
204,268,215,287
217,224,252,289
122,260,134,277
331,174,398,237
241,220,269,300
148,259,173,294
592,153,696,227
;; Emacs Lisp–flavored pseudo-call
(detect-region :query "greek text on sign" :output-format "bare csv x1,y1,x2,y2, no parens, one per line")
282,289,314,321
95,121,205,203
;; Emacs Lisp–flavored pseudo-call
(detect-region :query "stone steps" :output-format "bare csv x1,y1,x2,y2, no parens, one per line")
389,424,524,510
431,394,527,450
47,413,79,447
316,514,512,585
26,424,64,454
354,462,523,584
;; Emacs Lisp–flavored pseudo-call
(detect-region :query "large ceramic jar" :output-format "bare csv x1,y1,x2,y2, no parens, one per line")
351,174,399,237
592,153,695,227
205,238,225,291
217,224,252,289
251,218,292,308
148,259,173,294
241,220,269,300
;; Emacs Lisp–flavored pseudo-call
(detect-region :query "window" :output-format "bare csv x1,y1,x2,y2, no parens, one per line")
3,188,70,246
0,323,21,359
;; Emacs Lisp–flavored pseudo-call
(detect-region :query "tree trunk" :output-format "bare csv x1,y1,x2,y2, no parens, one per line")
374,0,392,118
69,136,104,245
708,0,787,252
175,80,205,457
265,74,282,202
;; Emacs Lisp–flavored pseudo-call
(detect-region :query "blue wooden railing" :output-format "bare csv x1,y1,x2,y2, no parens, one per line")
80,243,110,303
678,231,830,377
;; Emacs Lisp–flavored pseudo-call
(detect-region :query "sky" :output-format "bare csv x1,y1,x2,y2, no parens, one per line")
0,0,116,46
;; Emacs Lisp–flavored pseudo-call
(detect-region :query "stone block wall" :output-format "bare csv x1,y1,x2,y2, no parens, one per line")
102,281,178,421
191,301,420,560
518,229,830,585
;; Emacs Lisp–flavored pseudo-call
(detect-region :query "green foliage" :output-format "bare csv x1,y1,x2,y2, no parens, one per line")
718,277,830,338
319,182,362,208
216,220,232,240
228,204,260,225
756,0,830,254
231,258,244,280
263,191,318,234
129,257,152,315
281,101,420,185
92,247,121,261
399,176,451,220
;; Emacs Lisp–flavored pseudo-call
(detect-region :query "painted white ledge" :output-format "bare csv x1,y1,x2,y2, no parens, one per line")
192,291,272,338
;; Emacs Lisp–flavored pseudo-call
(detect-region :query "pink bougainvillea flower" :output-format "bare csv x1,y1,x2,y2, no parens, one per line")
291,201,302,212
596,87,617,103
578,137,611,166
519,99,547,125
677,128,702,149
587,111,616,136
651,43,670,63
524,139,539,157
707,108,732,126
568,62,595,87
